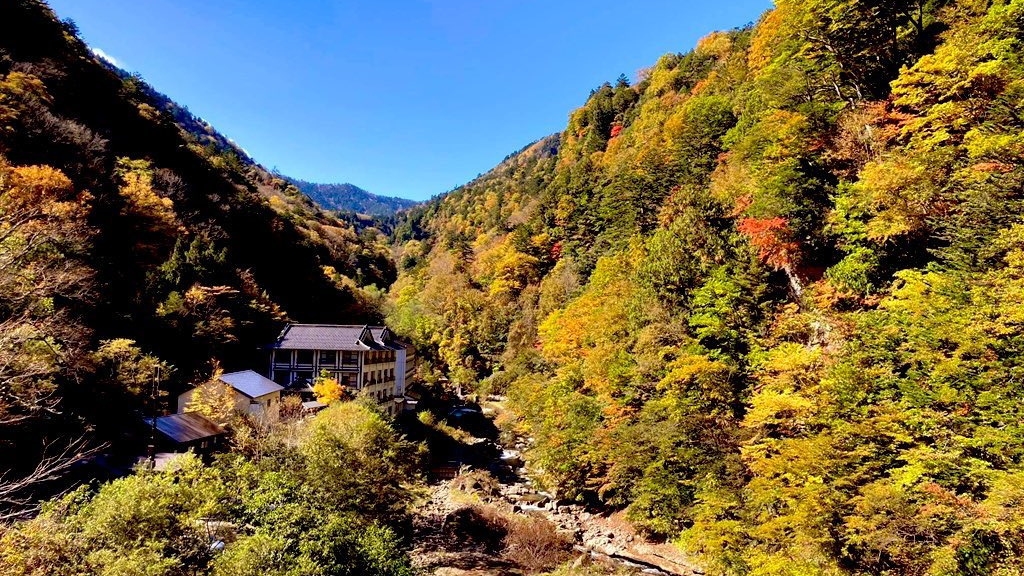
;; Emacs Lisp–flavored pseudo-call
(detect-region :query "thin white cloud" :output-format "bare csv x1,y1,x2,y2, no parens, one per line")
90,47,122,69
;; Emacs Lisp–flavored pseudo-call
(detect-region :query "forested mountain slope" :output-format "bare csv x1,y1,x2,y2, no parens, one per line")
388,1,1024,574
95,64,417,218
288,179,418,216
0,0,395,503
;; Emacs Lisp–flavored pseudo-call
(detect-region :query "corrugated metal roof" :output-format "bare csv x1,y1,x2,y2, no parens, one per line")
220,370,283,398
150,412,225,444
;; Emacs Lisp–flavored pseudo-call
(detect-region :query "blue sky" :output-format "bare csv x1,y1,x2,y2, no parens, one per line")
48,0,772,201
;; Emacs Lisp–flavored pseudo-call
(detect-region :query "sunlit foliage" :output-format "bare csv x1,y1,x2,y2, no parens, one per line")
387,0,1024,573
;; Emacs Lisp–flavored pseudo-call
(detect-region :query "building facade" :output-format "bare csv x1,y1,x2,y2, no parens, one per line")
177,370,284,420
266,324,412,416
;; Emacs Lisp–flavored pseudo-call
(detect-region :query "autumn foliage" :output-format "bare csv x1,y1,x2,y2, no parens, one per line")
386,1,1024,574
736,216,798,270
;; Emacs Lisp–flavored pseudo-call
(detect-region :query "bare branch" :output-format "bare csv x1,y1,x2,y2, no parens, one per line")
0,436,107,520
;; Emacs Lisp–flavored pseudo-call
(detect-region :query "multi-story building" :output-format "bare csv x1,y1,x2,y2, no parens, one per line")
266,324,412,416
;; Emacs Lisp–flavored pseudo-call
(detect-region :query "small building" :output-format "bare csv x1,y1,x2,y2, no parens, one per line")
301,400,328,414
265,324,415,417
147,412,227,454
177,370,284,419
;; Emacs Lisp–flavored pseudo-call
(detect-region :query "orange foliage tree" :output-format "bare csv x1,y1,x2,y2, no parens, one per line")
737,217,799,270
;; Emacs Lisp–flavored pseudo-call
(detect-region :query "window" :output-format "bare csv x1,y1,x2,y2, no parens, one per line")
319,350,337,366
342,351,357,365
274,351,292,366
273,371,290,385
295,350,314,366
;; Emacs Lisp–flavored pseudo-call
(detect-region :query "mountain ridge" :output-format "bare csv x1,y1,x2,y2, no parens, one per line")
287,178,418,216
90,55,416,217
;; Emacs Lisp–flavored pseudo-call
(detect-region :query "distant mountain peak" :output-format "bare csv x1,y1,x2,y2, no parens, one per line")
287,178,418,216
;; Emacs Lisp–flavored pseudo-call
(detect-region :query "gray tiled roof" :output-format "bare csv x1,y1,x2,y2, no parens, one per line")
369,326,404,349
220,370,283,398
270,324,404,351
150,412,225,444
270,324,370,351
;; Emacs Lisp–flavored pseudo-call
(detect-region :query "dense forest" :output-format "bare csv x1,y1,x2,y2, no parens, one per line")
387,0,1024,574
0,0,397,515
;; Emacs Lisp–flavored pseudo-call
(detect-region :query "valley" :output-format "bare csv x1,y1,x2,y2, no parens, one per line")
4,0,1024,575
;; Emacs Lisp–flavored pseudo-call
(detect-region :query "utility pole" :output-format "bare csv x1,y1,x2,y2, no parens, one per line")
148,365,162,469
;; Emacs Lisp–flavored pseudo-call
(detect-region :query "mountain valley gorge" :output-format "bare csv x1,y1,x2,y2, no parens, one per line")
3,0,1024,575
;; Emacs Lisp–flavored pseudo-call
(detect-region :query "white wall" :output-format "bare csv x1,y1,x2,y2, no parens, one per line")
395,348,406,397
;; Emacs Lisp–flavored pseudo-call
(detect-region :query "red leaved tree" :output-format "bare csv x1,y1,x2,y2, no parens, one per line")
737,217,799,271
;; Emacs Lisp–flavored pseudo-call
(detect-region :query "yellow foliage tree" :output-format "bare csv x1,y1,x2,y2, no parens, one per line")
115,158,179,237
185,368,237,426
537,253,635,366
312,371,345,405
0,159,93,428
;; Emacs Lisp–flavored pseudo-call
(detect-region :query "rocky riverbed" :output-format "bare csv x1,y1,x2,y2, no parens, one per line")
410,402,703,576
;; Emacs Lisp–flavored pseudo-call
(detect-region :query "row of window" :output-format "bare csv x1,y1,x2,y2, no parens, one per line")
362,368,395,385
273,369,401,389
273,349,397,367
365,350,397,364
273,370,311,385
272,370,355,387
273,350,360,367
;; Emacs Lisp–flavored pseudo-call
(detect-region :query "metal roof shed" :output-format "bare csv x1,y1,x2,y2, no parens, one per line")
148,412,226,445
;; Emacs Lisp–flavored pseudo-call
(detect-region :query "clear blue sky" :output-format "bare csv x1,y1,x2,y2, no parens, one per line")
47,0,772,201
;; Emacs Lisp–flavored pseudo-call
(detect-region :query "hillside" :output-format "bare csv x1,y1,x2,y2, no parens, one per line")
94,60,419,219
0,0,395,501
388,0,1024,574
289,178,418,216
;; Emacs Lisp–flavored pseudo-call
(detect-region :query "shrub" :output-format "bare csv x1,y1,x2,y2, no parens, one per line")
442,505,509,553
502,514,572,573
